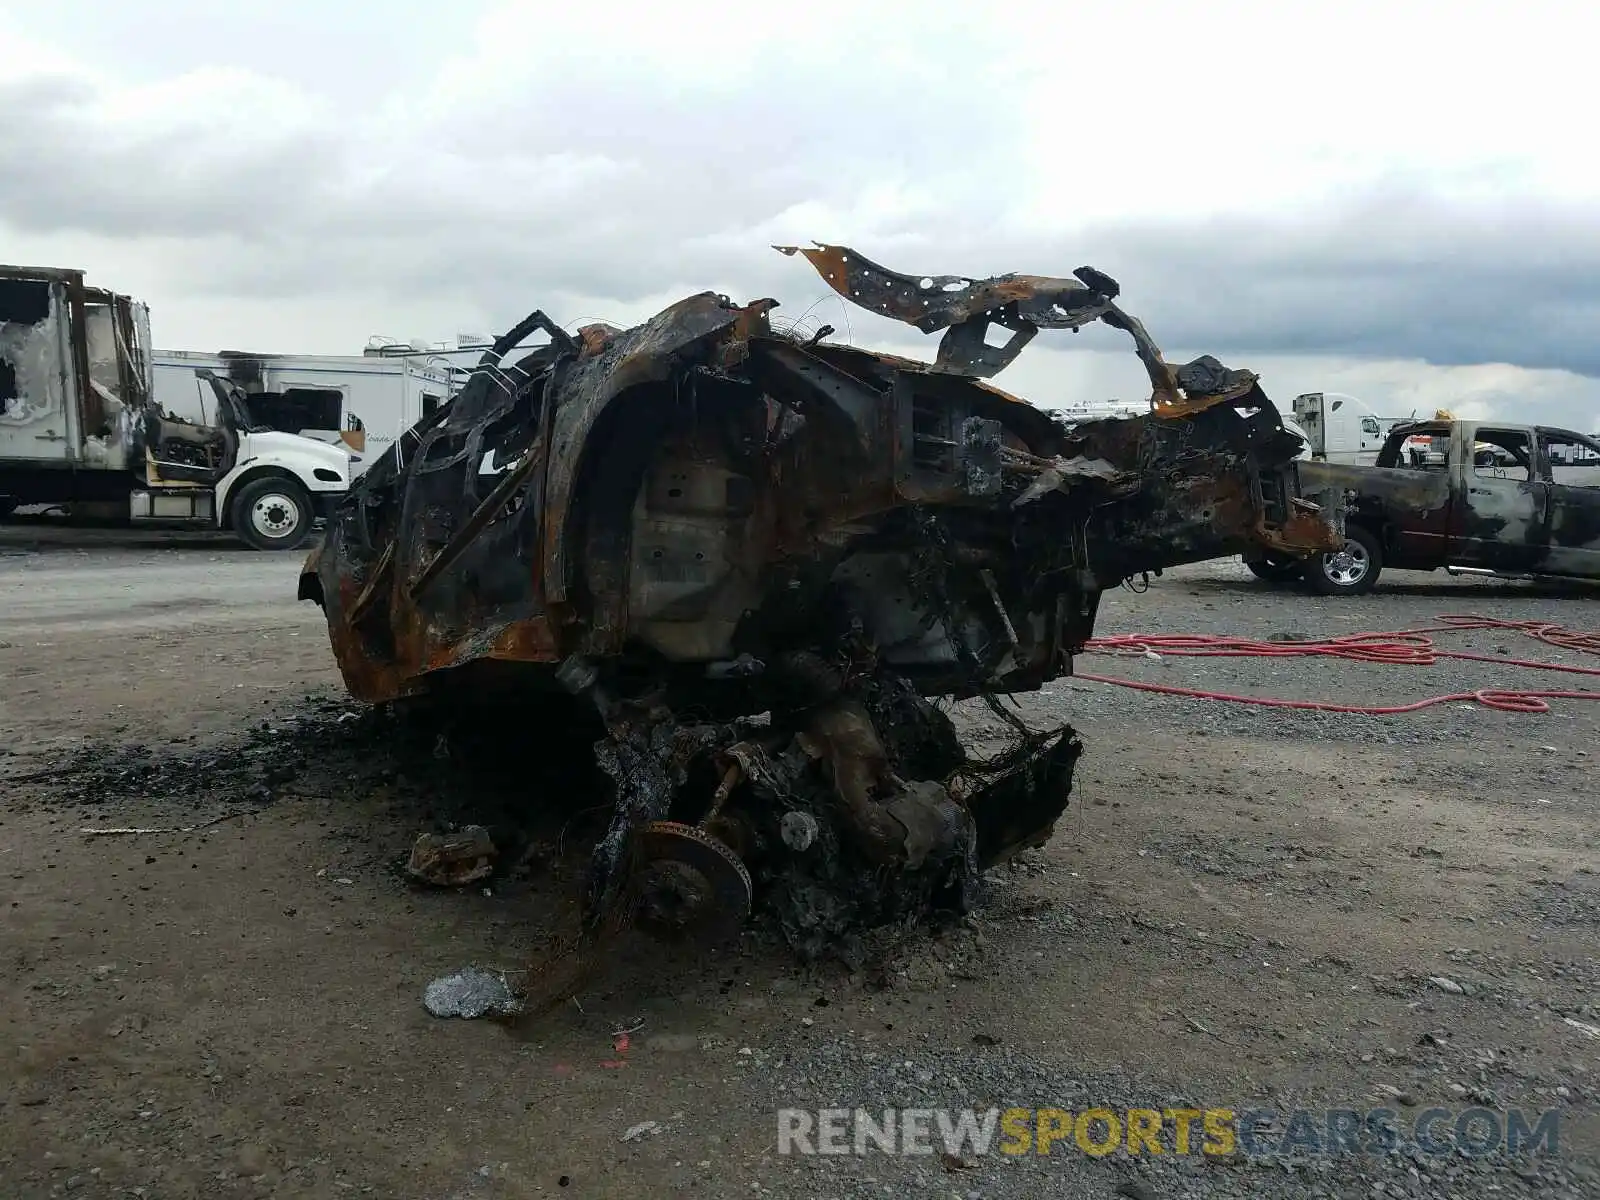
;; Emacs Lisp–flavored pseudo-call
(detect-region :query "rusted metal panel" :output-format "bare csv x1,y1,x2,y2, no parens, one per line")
540,293,759,612
774,242,1263,420
773,243,1116,377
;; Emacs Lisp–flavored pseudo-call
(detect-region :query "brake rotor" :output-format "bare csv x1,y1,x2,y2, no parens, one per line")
630,820,752,938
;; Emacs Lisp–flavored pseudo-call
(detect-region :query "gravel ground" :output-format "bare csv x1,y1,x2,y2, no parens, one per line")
2,539,1597,1199
1050,558,1600,747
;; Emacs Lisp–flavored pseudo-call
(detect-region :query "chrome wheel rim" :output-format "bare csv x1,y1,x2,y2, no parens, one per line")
1321,539,1369,587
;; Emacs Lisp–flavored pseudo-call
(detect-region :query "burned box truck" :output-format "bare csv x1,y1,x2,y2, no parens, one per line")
0,265,351,549
299,245,1341,973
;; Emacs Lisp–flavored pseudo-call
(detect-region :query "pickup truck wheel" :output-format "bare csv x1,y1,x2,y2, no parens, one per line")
1306,525,1382,595
1245,554,1304,583
231,477,315,552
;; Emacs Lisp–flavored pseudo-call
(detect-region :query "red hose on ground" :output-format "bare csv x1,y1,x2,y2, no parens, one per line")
1075,614,1600,716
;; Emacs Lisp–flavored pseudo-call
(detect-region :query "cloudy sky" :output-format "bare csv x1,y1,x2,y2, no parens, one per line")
3,0,1597,431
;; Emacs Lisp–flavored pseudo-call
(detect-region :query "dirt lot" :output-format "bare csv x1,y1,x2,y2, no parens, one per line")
2,529,1598,1199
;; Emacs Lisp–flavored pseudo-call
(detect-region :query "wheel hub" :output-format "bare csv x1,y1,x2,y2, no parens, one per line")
629,820,751,938
252,494,298,537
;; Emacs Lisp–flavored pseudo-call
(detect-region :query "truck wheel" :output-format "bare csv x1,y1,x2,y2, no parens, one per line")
1245,554,1304,583
231,477,315,551
1305,525,1382,595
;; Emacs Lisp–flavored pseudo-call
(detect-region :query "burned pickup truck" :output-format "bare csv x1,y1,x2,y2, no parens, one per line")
1252,419,1600,594
299,244,1339,964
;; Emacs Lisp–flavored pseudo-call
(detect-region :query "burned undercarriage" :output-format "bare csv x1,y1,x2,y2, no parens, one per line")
299,244,1339,978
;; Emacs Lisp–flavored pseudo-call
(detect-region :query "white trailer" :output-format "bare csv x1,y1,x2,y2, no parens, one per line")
1291,392,1414,464
1055,399,1149,424
152,349,457,477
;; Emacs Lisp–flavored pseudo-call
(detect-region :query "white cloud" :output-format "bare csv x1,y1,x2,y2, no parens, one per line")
1,0,1597,432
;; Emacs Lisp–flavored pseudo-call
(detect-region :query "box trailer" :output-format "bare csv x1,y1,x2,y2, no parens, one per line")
1291,391,1415,464
152,349,457,477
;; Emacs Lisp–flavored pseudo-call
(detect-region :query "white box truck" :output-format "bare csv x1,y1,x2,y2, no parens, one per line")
0,265,351,550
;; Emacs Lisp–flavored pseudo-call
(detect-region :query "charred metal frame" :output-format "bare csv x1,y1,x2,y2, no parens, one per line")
300,245,1341,970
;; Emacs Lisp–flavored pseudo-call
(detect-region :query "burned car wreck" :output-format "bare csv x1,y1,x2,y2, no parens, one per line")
299,244,1339,967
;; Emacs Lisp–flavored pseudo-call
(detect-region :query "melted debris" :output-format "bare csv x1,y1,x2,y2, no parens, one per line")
423,967,524,1019
405,824,498,887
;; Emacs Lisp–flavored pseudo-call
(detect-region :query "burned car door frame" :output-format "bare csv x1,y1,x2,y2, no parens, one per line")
1536,427,1600,577
1351,421,1456,568
1450,424,1548,574
140,369,252,486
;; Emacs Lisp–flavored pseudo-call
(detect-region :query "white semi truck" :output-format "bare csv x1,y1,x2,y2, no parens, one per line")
152,346,457,478
1291,391,1414,464
0,265,350,550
